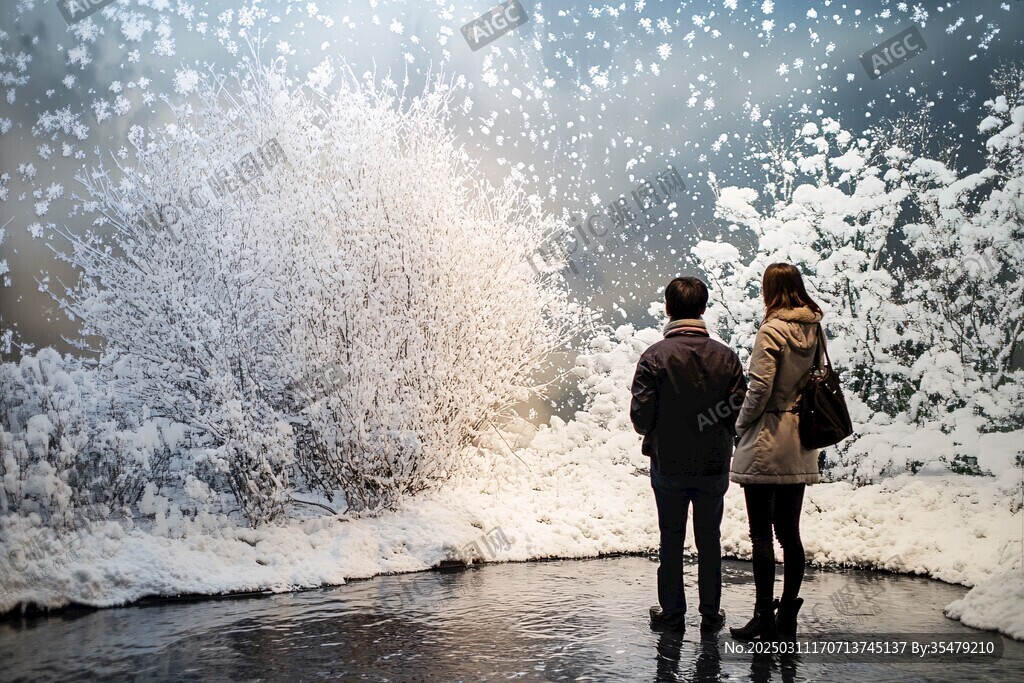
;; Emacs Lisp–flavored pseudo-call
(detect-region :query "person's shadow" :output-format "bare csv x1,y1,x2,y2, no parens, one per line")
654,630,723,682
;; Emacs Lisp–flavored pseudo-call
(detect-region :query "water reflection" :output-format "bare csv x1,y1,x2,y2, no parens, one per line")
654,631,727,682
1,557,1021,682
747,653,798,683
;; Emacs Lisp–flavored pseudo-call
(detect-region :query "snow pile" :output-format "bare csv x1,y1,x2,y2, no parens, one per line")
945,571,1024,641
0,349,184,526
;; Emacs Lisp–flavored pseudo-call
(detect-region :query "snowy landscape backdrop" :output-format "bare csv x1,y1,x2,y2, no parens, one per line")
0,0,1021,641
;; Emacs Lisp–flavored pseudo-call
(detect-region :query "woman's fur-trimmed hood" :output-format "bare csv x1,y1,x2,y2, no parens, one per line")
762,306,823,352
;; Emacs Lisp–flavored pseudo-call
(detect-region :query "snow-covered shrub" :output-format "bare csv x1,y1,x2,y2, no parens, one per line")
0,349,177,526
52,60,581,521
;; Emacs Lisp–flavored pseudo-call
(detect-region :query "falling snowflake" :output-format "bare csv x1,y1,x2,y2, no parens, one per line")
66,45,91,68
173,69,200,95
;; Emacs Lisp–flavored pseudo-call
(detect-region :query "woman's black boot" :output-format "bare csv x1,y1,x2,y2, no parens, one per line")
776,597,804,642
729,599,778,641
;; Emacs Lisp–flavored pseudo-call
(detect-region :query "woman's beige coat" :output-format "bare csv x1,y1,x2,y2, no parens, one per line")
730,306,823,485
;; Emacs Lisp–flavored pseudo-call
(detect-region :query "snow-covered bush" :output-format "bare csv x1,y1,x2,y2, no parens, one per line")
0,349,180,526
692,64,1023,480
50,60,580,522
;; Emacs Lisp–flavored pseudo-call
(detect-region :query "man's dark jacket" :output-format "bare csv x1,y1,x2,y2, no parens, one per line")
630,320,747,476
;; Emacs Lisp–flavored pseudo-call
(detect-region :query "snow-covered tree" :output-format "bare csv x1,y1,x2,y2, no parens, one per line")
901,64,1024,428
51,60,582,523
692,64,1023,480
694,117,918,416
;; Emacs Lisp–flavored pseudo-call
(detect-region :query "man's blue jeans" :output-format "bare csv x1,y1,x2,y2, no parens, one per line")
651,469,729,620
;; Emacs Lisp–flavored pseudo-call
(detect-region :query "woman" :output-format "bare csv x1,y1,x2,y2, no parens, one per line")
729,262,824,643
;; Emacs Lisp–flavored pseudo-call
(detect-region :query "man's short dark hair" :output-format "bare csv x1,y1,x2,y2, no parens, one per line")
665,277,709,319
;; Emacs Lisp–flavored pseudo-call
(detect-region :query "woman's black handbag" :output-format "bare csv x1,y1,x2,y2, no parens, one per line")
798,324,853,449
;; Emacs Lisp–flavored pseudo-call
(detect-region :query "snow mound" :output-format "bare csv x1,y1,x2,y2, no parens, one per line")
945,571,1024,641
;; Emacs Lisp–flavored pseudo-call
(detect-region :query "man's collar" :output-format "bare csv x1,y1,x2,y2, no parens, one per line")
662,317,709,338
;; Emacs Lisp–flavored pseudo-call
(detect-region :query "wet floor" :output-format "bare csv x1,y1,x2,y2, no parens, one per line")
1,556,1021,681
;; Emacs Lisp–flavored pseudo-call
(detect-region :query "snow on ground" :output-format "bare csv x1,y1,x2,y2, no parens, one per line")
1,327,1021,642
0,428,1019,638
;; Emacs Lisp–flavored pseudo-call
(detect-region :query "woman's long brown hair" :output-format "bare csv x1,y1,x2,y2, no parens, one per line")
762,262,823,320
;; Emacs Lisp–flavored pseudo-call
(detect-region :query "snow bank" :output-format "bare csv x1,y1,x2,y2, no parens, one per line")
944,571,1024,641
2,418,1019,640
1,327,1020,643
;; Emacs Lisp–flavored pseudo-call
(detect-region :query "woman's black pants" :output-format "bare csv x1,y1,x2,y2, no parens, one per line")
742,483,806,607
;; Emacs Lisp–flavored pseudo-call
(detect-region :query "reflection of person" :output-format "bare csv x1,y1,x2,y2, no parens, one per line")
730,263,824,643
654,629,723,682
748,653,799,683
630,277,747,633
691,636,723,682
654,630,685,681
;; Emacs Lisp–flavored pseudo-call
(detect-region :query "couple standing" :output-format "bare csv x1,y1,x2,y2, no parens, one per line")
630,263,824,642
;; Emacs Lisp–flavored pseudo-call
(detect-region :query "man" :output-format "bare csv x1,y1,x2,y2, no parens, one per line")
630,277,747,633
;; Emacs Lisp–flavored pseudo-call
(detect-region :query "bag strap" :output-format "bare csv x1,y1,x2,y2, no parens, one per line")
802,324,829,392
794,323,828,411
815,322,833,373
